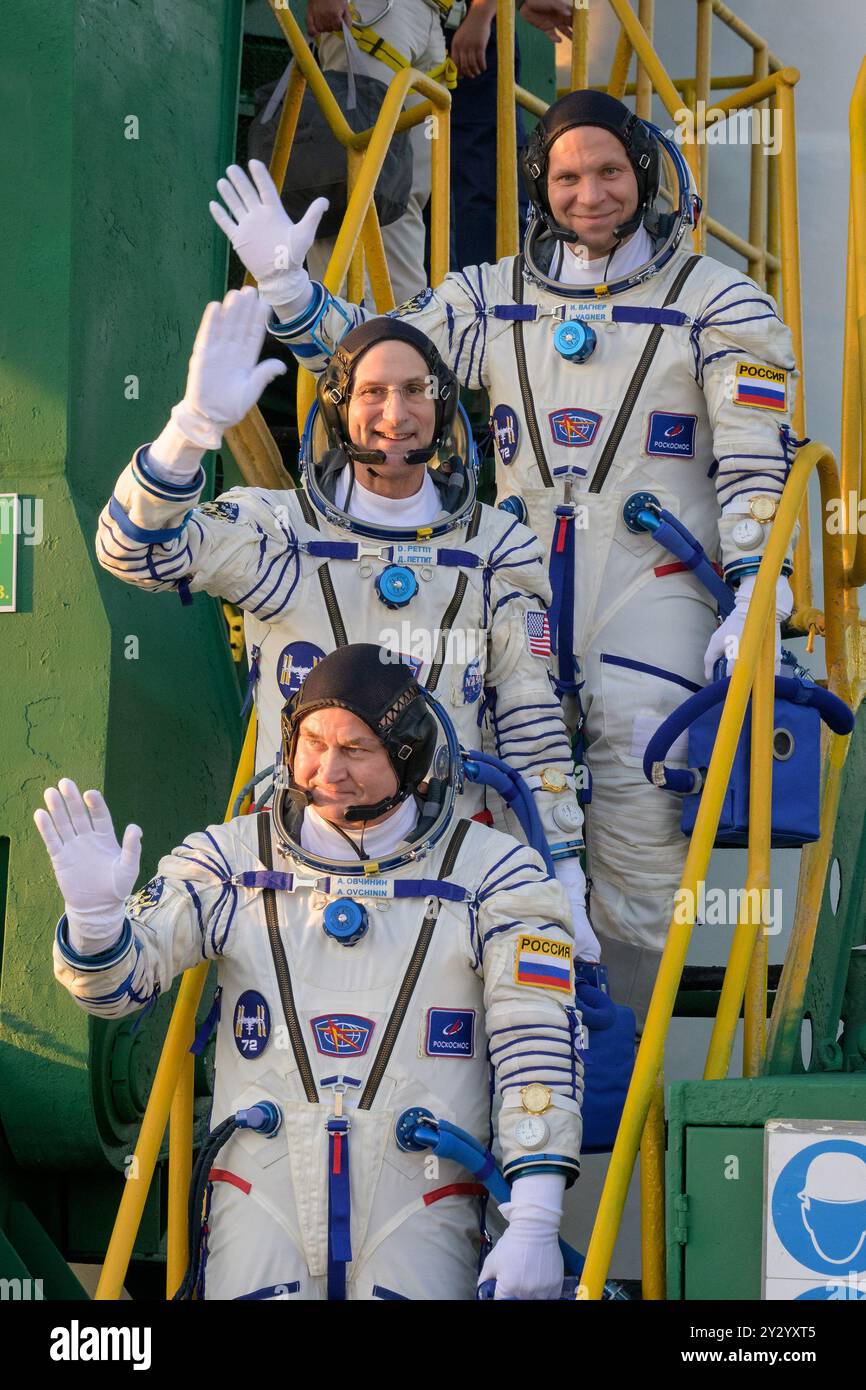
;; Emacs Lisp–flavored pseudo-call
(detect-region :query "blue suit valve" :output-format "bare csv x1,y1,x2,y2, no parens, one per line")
553,318,597,363
497,495,527,524
622,491,661,534
375,564,418,609
323,897,369,946
394,1106,437,1152
235,1101,282,1137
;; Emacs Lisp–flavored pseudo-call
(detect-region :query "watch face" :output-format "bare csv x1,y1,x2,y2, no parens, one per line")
749,495,777,523
540,768,567,793
520,1083,553,1115
515,1115,549,1150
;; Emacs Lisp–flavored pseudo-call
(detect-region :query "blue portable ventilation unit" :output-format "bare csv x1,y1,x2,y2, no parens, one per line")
620,492,855,849
643,664,854,848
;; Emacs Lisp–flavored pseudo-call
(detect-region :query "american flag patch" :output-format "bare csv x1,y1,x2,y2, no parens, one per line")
525,610,551,657
514,934,573,992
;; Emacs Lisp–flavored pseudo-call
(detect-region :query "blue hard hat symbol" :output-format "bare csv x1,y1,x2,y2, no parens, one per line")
772,1140,866,1275
553,319,597,363
375,564,419,609
322,898,369,946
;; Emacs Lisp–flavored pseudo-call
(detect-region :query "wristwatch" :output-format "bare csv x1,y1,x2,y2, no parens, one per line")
747,495,778,524
520,1083,553,1115
540,768,568,794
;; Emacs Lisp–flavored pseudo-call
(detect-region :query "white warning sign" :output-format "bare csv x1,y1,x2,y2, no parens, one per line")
764,1119,866,1300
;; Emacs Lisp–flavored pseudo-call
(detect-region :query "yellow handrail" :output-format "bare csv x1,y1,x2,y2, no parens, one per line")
844,56,866,590
95,713,258,1300
578,441,841,1299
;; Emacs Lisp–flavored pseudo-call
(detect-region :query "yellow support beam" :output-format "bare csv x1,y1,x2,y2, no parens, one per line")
845,55,866,590
95,714,259,1300
571,2,589,91
496,0,519,259
639,1074,666,1300
705,620,775,1081
579,442,836,1299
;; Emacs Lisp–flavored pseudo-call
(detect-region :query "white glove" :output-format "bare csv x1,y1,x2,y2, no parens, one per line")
703,573,793,682
209,160,328,319
34,779,142,957
148,287,287,481
554,855,601,963
478,1173,566,1300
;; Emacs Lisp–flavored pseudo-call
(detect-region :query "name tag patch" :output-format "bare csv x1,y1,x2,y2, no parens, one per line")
549,408,601,447
425,1007,475,1058
328,876,394,899
234,990,271,1057
514,934,573,992
645,411,697,458
732,362,788,411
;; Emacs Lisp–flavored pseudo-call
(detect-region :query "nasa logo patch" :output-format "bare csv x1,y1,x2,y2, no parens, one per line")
462,659,482,704
233,990,271,1058
311,1014,375,1057
491,405,520,464
130,876,164,912
645,411,697,458
425,1008,476,1058
199,499,240,523
548,408,602,448
277,641,326,699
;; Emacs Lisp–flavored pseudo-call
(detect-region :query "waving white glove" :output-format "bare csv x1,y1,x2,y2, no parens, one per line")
209,160,328,318
34,779,142,957
554,855,601,963
478,1174,566,1300
703,573,793,682
148,287,287,479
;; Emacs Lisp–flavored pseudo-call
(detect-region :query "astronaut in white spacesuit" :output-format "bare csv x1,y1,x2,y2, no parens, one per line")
208,90,799,1019
39,644,584,1301
96,290,597,960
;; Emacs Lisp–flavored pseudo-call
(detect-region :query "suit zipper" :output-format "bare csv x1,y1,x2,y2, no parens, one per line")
257,812,319,1103
588,255,701,494
357,820,470,1110
512,255,554,488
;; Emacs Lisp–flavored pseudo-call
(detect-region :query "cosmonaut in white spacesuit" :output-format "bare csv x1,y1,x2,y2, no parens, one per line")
96,289,598,959
38,644,584,1301
207,89,800,1020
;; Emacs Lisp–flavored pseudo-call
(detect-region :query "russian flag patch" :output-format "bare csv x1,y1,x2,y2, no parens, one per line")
514,934,573,993
732,362,788,411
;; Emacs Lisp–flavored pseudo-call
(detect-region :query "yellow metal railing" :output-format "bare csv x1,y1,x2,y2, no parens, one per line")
580,438,861,1299
95,714,258,1300
230,2,452,476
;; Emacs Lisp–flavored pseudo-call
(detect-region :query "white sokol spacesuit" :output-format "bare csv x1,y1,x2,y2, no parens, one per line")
219,94,800,1013
46,647,583,1301
96,311,594,951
